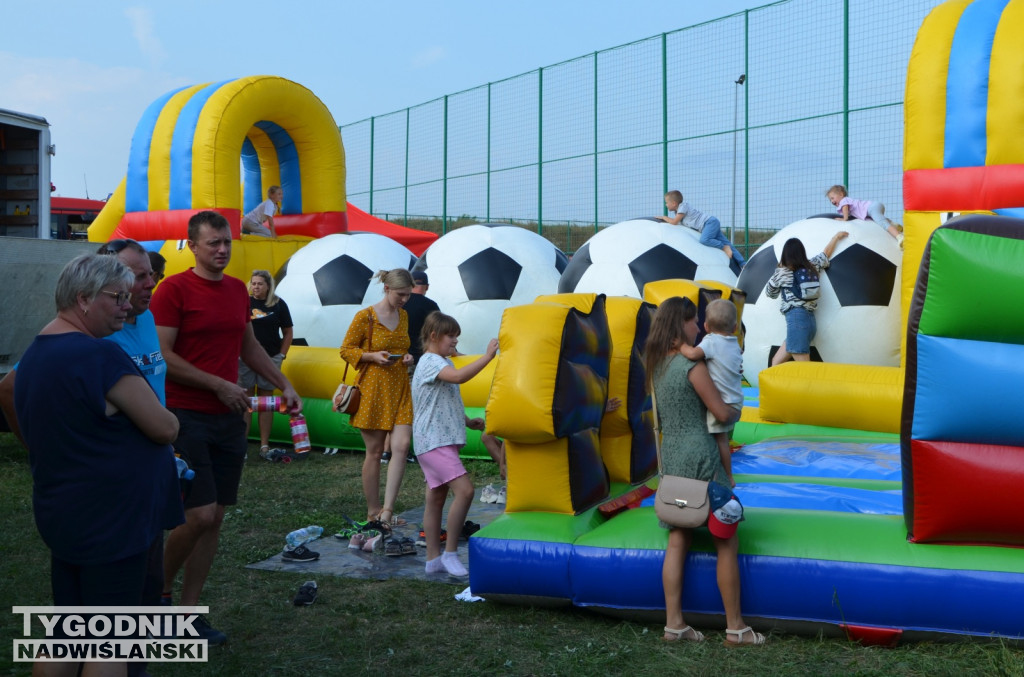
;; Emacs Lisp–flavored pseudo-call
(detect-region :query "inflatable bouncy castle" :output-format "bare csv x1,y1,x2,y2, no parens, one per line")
469,0,1024,641
90,75,347,243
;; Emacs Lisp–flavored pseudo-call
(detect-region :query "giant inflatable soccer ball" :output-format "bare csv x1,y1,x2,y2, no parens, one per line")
558,219,738,297
276,233,416,347
736,218,902,386
414,224,568,354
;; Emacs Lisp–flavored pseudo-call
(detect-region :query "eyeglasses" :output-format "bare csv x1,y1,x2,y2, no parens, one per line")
97,239,138,255
99,290,132,305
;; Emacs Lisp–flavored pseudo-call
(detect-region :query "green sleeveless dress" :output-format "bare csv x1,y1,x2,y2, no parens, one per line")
653,354,730,493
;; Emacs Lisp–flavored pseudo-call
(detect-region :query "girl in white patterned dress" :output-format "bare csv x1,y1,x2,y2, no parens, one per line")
411,312,498,576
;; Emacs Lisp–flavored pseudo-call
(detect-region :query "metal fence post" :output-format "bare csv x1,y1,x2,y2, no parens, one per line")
443,95,449,234
538,67,543,236
368,116,375,216
593,51,599,235
403,108,410,227
661,33,669,207
843,0,850,188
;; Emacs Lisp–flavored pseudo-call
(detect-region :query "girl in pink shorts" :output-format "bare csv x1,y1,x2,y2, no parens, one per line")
411,311,499,576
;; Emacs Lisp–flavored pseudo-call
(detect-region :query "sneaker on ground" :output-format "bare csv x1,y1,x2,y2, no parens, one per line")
281,545,320,562
381,451,392,465
441,552,468,577
191,615,227,645
480,484,498,503
415,529,446,547
496,486,507,504
293,581,318,606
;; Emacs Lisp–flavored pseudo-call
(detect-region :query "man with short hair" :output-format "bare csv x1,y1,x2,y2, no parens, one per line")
152,211,301,644
404,270,440,365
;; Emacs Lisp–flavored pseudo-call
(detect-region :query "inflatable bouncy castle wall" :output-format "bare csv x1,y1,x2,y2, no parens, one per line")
89,75,348,244
485,295,613,514
902,216,1024,545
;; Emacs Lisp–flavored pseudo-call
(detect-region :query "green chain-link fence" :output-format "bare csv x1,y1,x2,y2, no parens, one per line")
341,0,944,255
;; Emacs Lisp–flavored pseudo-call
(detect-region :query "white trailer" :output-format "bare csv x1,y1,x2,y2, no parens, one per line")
0,108,53,239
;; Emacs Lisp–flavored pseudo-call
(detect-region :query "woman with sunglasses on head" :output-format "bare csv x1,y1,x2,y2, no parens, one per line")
239,270,294,458
13,254,184,675
339,268,416,530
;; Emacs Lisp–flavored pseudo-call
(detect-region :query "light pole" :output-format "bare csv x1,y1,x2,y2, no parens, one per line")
732,74,746,257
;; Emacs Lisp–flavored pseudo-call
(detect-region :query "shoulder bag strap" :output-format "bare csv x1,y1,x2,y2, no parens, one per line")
342,308,374,386
651,384,664,476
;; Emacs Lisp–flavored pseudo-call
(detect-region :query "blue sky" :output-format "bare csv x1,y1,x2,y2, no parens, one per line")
1,0,769,199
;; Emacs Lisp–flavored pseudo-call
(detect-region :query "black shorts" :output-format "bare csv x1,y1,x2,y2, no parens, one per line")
170,408,248,509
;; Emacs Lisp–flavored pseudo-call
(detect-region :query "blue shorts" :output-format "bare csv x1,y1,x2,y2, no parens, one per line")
784,306,816,354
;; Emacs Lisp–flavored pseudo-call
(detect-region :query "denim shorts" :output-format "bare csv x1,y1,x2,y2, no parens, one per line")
784,306,816,354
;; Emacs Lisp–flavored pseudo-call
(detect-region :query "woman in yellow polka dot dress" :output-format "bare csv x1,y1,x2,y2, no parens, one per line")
340,269,416,527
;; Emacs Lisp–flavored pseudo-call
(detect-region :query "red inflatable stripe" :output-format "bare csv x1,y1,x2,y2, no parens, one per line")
112,210,348,241
907,439,1024,545
113,208,240,241
840,624,902,647
903,164,1024,212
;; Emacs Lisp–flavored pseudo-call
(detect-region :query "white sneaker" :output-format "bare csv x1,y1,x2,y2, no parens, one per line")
479,484,497,503
496,486,507,505
441,552,468,577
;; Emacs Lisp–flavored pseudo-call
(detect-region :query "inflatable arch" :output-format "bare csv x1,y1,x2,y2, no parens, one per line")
902,0,1024,321
89,75,347,242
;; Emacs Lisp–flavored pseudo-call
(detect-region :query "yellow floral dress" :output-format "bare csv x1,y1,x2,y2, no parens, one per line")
339,307,412,430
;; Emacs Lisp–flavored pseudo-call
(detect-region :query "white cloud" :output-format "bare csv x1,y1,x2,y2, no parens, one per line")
0,52,189,197
411,46,446,69
124,7,167,67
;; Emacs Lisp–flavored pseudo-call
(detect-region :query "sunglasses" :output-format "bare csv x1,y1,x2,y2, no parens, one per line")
99,290,133,305
98,239,138,255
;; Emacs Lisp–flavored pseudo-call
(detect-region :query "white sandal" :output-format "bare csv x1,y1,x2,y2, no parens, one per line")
724,626,766,647
663,625,705,642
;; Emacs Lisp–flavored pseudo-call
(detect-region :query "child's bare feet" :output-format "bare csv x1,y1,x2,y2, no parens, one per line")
723,245,734,260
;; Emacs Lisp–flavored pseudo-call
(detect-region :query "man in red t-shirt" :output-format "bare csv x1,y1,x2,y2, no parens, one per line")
151,211,300,645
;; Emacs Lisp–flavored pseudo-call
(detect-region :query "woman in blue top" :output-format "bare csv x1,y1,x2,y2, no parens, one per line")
14,255,183,628
644,297,763,646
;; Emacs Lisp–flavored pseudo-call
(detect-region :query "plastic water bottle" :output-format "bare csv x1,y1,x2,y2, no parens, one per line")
175,456,195,481
250,396,286,413
289,414,311,454
285,525,323,548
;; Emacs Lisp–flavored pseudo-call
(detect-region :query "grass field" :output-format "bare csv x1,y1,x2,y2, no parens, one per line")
1,433,1021,676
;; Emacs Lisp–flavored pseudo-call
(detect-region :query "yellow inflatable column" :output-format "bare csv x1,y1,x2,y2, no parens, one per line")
536,294,657,485
758,362,902,433
643,279,746,346
486,297,612,514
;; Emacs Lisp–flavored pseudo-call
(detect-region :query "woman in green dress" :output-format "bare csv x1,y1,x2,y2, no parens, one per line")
644,296,765,646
